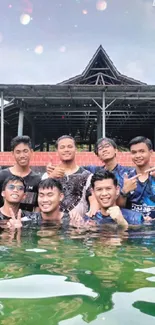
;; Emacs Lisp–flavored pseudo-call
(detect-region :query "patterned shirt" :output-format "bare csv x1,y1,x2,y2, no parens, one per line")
84,164,135,189
84,208,143,225
127,172,155,218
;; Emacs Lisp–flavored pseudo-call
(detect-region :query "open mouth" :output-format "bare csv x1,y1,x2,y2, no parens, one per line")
42,204,51,209
11,194,19,199
100,198,110,204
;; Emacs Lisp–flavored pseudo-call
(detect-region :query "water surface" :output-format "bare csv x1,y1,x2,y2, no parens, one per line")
0,226,155,324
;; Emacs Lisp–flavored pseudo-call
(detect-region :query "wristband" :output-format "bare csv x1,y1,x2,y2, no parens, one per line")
120,190,128,198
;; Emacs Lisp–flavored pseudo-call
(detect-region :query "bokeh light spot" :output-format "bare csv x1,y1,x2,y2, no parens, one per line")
20,14,31,25
34,45,44,55
96,1,107,11
82,9,88,15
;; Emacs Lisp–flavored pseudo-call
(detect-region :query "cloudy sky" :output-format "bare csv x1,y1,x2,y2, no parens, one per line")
0,0,155,84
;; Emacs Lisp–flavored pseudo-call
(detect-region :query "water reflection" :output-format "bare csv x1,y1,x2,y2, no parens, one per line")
0,227,155,324
0,274,97,299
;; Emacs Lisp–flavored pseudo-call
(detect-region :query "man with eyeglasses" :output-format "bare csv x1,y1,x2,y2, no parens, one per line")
85,138,135,188
0,175,26,225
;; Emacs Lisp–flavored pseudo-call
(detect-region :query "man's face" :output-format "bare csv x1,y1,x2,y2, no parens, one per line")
97,141,117,162
130,142,152,167
57,138,76,162
38,187,64,213
2,180,25,204
93,178,119,209
12,143,32,167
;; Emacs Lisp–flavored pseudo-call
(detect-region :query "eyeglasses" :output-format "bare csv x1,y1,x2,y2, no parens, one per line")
98,143,111,151
6,184,25,191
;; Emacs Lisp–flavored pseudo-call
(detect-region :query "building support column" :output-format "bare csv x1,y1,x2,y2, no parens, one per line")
31,123,35,150
46,141,49,151
102,91,106,138
1,91,4,152
18,108,24,136
40,142,44,151
97,110,102,140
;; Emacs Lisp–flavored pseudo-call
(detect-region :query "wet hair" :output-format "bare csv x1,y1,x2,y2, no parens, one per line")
55,135,76,149
91,170,118,189
11,136,32,151
129,136,153,150
2,175,26,192
38,178,63,192
94,137,117,155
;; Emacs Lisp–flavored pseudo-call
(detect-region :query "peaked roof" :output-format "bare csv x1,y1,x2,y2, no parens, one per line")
59,45,146,86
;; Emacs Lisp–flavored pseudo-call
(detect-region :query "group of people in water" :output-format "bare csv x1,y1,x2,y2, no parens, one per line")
0,134,155,233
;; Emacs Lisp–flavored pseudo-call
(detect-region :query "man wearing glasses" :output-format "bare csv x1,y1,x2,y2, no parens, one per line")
0,175,26,225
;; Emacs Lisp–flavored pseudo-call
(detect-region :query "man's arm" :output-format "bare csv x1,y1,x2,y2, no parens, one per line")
117,173,141,207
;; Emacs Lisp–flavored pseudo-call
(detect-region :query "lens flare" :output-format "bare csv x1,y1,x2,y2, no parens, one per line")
34,45,44,54
20,14,31,25
82,9,88,15
96,1,107,11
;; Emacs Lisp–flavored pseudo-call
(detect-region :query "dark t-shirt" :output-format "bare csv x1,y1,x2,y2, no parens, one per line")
0,168,41,212
23,211,70,229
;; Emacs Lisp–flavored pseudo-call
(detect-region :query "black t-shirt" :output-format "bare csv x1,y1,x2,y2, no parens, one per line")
23,211,70,229
0,209,29,221
0,168,41,212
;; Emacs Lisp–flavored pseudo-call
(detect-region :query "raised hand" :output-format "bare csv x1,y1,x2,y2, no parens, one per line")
46,163,65,178
107,206,128,228
145,167,155,177
122,173,141,194
7,208,22,229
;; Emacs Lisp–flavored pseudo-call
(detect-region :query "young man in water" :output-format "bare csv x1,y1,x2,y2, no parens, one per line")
119,136,155,220
42,135,91,216
0,136,41,212
88,170,144,227
28,178,89,228
85,137,138,216
0,175,26,228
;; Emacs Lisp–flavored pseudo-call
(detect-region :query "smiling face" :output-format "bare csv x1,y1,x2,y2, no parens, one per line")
93,178,119,209
97,141,117,162
130,142,152,167
38,187,64,213
12,142,32,167
57,138,76,162
2,180,25,204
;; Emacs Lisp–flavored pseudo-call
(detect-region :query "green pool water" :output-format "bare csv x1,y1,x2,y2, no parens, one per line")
0,227,155,325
